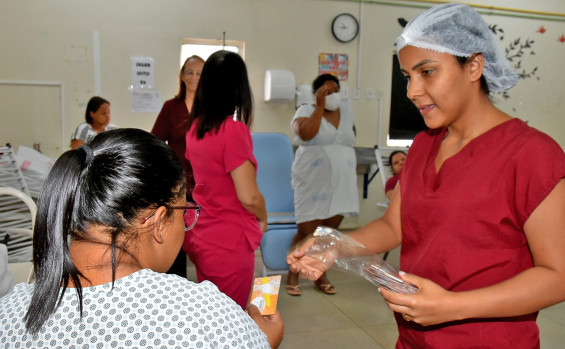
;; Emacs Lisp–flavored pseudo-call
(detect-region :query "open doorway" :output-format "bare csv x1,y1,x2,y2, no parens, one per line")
180,38,245,67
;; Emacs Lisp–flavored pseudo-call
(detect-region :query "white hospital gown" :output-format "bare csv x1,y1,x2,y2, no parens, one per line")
291,100,359,224
0,269,270,348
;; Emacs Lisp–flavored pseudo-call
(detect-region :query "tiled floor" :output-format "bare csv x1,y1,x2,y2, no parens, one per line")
188,245,565,349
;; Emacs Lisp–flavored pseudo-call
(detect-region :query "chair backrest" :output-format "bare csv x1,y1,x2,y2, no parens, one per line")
252,133,295,214
260,227,296,276
374,147,390,194
0,243,16,295
0,187,37,226
0,187,36,263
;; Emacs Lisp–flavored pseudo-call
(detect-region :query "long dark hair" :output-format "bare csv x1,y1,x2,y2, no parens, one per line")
175,55,205,101
24,128,185,334
190,50,253,139
85,96,110,124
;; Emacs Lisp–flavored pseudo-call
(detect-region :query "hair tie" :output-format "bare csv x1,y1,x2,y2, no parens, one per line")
78,145,93,166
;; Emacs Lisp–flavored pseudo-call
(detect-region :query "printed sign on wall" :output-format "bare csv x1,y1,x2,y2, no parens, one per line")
131,57,155,88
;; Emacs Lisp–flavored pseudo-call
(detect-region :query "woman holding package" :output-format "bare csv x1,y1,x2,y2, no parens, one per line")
285,73,359,296
0,128,283,348
184,50,267,309
288,3,565,348
151,55,205,278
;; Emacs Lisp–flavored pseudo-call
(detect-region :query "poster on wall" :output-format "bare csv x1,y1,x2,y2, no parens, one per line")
130,56,161,112
130,90,162,113
318,53,348,81
131,57,155,89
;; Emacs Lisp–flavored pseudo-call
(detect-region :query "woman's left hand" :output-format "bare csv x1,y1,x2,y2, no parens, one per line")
379,273,460,326
246,305,284,349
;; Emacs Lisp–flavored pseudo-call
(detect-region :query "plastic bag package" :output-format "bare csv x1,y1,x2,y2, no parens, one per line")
306,226,418,294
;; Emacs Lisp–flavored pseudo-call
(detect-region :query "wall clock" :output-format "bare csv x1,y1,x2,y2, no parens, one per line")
332,13,359,43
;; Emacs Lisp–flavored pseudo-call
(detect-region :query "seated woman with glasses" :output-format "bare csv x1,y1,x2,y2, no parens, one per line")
0,128,283,348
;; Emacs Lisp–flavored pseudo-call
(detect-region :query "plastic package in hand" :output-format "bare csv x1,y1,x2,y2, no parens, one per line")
306,226,418,294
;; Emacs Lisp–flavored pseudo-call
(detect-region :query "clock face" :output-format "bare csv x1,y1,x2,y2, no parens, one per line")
332,13,359,43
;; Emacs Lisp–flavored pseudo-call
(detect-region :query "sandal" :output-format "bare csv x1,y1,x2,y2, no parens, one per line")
286,284,301,296
315,282,336,295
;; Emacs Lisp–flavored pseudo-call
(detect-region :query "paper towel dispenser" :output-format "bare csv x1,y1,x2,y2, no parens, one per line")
264,69,295,102
295,84,314,109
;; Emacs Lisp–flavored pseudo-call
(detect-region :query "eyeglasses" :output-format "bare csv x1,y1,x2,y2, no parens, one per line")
183,70,201,77
172,203,201,231
141,202,201,231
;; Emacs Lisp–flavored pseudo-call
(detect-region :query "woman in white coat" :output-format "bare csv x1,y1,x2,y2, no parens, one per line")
286,74,359,296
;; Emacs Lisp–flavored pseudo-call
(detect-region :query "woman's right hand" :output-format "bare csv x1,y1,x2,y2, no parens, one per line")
259,218,268,233
286,236,334,280
314,84,331,108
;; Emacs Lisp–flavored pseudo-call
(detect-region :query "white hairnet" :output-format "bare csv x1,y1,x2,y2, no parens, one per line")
395,3,518,92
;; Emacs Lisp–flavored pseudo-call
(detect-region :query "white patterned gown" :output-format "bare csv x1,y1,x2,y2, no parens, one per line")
0,269,270,348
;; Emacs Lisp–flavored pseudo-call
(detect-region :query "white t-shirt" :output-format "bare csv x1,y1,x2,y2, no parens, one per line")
0,269,270,348
70,122,118,146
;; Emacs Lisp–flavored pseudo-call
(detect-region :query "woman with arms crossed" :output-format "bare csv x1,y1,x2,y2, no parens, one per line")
289,3,565,348
151,55,205,277
152,55,205,198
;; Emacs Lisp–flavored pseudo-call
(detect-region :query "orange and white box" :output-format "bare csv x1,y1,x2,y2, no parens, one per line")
250,275,282,315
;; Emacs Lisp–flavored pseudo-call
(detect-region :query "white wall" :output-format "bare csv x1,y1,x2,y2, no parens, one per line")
1,0,565,226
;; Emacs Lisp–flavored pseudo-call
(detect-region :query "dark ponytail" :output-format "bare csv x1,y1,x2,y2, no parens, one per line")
24,148,88,334
24,128,185,334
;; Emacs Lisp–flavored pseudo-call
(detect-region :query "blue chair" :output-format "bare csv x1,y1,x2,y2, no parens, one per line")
259,224,296,274
252,133,297,276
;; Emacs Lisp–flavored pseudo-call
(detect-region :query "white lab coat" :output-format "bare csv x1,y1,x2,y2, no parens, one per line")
291,100,359,224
